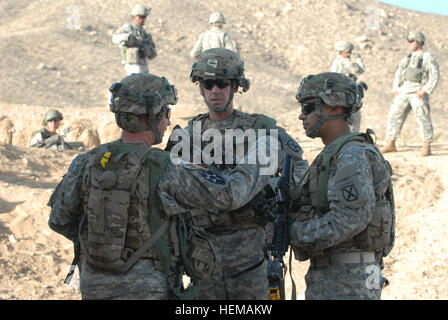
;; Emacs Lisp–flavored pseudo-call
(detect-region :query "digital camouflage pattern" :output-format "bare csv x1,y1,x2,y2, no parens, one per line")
181,110,308,299
190,48,248,91
112,21,156,75
289,138,393,300
296,72,364,112
331,53,366,132
48,135,278,299
387,48,440,142
190,27,240,59
304,263,381,299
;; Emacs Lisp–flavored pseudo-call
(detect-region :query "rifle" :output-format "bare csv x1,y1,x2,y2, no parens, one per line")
42,126,79,151
267,154,292,300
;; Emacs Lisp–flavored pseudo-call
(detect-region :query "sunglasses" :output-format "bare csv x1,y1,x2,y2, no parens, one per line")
200,79,232,90
300,99,322,115
161,106,171,120
47,118,61,122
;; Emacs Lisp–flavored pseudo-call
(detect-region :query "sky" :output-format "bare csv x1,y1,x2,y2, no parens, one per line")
379,0,448,16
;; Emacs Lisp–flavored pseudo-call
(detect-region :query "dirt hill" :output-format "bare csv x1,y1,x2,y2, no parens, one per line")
0,0,447,299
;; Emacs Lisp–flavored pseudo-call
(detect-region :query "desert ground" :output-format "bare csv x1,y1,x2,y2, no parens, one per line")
0,0,447,299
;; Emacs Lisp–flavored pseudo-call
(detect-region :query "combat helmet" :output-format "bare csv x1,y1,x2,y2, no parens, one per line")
131,4,151,17
407,31,425,44
334,40,354,53
42,109,63,126
296,72,366,138
191,48,249,112
209,12,226,25
109,73,177,143
190,48,249,91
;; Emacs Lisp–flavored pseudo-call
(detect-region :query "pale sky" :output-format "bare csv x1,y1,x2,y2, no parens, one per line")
379,0,448,16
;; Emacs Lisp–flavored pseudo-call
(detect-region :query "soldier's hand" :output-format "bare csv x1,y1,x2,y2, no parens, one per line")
393,91,399,96
416,89,426,98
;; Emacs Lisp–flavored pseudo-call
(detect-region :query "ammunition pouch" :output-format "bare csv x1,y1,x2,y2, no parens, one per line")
187,228,219,280
125,47,140,64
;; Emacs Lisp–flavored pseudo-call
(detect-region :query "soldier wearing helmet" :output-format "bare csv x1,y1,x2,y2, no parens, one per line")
289,72,395,300
190,12,240,59
166,48,308,299
331,40,366,132
382,31,439,156
112,4,157,75
30,109,68,150
48,73,279,300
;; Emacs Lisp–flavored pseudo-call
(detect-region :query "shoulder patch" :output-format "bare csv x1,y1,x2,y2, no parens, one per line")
341,183,359,202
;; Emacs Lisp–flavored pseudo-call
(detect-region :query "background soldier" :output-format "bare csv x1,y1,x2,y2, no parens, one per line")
30,109,69,151
47,73,276,300
382,31,440,156
290,72,395,300
190,12,240,60
174,48,308,299
112,5,157,75
331,40,366,132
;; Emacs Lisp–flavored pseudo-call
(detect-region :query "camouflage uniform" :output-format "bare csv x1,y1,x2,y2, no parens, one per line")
290,73,395,300
331,41,365,132
30,109,68,151
112,5,156,75
385,33,439,144
190,12,240,59
182,48,308,299
48,74,275,300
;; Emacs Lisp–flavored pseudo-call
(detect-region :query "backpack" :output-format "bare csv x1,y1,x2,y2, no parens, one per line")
80,141,163,272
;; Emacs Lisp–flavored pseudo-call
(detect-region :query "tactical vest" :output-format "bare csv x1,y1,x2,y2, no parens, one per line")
80,141,174,272
122,24,156,64
184,111,278,231
293,131,395,260
399,53,425,86
79,140,218,299
404,53,424,83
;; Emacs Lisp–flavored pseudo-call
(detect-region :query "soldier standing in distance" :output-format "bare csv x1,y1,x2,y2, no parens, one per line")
47,73,277,299
382,31,439,156
290,72,395,300
172,48,308,299
112,5,157,75
190,12,240,60
331,40,366,132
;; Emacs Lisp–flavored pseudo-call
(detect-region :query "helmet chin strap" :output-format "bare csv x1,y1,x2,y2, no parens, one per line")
200,86,234,113
307,103,347,139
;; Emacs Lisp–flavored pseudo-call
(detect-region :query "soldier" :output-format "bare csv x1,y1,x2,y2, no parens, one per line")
30,109,69,151
290,72,395,300
190,12,240,60
331,40,366,132
112,5,157,75
382,31,440,156
47,73,277,300
168,48,308,299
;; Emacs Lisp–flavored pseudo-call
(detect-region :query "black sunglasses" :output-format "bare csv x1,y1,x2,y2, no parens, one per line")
161,106,171,120
200,79,232,90
301,99,322,115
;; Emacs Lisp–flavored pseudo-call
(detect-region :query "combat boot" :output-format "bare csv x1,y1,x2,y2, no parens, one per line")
421,142,431,157
381,140,397,153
